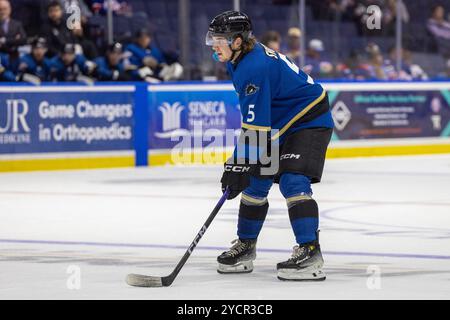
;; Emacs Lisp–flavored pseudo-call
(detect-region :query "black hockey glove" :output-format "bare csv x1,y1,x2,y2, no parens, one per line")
221,161,256,200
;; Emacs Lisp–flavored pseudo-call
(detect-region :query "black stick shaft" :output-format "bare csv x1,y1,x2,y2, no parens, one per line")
162,189,230,286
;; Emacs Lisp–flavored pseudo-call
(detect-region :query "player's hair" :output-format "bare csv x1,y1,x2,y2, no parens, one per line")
240,35,257,54
47,0,62,10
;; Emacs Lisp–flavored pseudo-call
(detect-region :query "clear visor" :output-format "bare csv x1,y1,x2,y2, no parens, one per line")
205,31,232,46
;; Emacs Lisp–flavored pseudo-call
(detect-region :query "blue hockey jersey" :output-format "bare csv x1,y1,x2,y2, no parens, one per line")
18,54,52,81
0,53,17,82
227,43,333,142
124,43,166,67
50,54,92,82
94,56,126,81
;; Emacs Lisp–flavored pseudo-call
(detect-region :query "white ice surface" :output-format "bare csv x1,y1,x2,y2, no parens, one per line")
0,154,450,299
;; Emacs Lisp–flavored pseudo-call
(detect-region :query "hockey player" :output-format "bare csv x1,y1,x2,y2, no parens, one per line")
17,37,52,83
94,42,131,81
206,11,334,281
0,52,16,82
124,28,183,82
50,43,96,82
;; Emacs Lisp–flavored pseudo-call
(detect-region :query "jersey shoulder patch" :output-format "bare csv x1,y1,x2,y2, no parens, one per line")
245,83,259,96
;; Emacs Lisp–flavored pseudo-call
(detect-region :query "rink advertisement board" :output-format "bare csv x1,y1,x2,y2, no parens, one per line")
1,82,450,171
147,84,241,150
324,82,450,140
0,86,135,155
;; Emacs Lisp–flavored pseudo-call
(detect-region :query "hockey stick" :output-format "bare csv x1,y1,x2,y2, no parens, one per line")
126,188,231,287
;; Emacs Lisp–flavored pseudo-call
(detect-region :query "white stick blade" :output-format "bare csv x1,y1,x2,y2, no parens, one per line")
126,274,163,287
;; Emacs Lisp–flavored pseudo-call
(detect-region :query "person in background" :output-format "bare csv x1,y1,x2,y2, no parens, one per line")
0,52,16,81
94,42,131,81
0,0,26,74
303,39,334,79
125,28,166,69
17,37,52,84
386,47,428,81
364,42,395,80
427,5,450,58
284,27,301,66
60,0,92,22
50,43,96,82
260,30,281,52
125,28,183,82
335,50,372,80
41,1,74,57
382,0,409,36
71,21,98,60
90,0,132,17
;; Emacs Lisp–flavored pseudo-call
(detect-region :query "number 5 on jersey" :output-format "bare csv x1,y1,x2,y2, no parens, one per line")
247,104,255,122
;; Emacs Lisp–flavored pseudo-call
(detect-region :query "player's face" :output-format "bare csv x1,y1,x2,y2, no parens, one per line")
62,53,75,65
32,47,46,61
0,0,11,21
211,37,241,62
48,6,62,21
138,35,151,49
212,42,233,62
108,52,121,66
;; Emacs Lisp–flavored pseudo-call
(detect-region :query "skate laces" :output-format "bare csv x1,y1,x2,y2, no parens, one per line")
226,239,248,257
289,245,306,261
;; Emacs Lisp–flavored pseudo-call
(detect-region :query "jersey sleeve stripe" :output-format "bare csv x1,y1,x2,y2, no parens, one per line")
271,89,326,140
241,123,272,131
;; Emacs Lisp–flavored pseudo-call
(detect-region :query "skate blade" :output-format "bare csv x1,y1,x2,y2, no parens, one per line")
217,260,254,274
277,268,326,281
126,273,163,287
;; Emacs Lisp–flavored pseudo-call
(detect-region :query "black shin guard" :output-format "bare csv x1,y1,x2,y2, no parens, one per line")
238,200,269,239
288,198,319,244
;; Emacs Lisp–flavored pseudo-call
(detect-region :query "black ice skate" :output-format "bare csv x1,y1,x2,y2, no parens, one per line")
217,239,256,274
277,241,326,281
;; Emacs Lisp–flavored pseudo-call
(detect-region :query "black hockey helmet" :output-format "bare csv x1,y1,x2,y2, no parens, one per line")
107,42,123,54
205,11,252,46
32,37,47,49
62,43,76,54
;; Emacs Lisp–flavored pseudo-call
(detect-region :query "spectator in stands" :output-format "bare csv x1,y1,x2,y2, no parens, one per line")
17,37,52,84
427,5,450,58
0,52,16,81
0,0,26,73
303,39,334,79
364,42,397,80
310,0,356,21
284,27,301,66
335,50,372,80
50,43,96,82
382,0,409,36
387,47,428,81
124,28,183,82
71,21,98,59
89,0,132,17
42,1,74,57
60,0,92,22
94,42,131,81
261,30,281,52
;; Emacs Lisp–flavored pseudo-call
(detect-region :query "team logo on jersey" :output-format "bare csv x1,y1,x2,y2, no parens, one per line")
245,83,259,96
